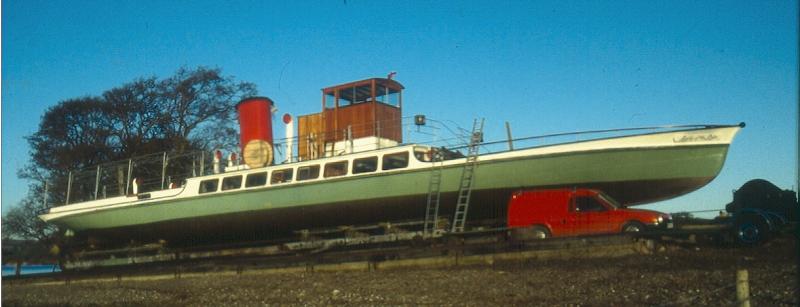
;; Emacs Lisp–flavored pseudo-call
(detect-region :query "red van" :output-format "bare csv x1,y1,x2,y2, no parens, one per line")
507,189,672,239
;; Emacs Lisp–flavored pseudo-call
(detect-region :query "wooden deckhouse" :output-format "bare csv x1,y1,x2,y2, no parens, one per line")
297,78,404,160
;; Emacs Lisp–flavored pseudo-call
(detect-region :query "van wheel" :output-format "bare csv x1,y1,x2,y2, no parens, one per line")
529,226,550,239
622,222,645,233
510,226,550,241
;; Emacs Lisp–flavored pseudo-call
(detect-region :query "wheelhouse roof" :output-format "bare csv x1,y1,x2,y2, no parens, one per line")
321,78,405,94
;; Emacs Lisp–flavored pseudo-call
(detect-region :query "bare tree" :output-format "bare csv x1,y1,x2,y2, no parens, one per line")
7,66,258,245
2,184,56,242
157,67,256,153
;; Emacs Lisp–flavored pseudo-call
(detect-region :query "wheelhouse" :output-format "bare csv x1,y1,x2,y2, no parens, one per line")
298,78,404,161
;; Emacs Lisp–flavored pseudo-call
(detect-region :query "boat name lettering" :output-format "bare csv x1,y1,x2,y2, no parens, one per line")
672,134,719,143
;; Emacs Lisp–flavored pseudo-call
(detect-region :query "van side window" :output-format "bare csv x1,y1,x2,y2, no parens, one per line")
271,169,294,184
353,157,378,174
297,165,320,181
324,161,348,177
221,176,243,191
245,172,268,187
199,179,219,194
574,197,606,212
382,152,409,170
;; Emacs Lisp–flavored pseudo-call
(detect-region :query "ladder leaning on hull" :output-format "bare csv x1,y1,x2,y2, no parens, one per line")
423,147,445,236
451,118,484,233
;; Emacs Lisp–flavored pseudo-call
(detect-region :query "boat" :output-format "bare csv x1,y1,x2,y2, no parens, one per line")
39,77,743,246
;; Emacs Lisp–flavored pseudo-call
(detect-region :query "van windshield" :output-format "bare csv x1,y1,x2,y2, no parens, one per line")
597,193,621,209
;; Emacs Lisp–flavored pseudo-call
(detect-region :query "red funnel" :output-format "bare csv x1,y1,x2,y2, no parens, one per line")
236,97,274,167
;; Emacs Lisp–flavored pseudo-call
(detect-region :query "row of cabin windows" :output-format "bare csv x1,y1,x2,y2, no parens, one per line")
198,152,410,194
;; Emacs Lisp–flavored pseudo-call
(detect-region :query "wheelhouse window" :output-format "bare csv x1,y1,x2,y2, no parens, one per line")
297,165,320,181
324,92,336,109
271,169,294,184
387,91,400,106
221,175,243,191
327,84,373,108
339,89,354,106
353,157,378,174
382,152,409,170
199,179,219,194
324,161,348,177
245,172,268,188
375,85,401,107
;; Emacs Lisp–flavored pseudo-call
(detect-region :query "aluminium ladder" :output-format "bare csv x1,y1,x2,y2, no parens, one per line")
451,118,485,233
423,147,445,235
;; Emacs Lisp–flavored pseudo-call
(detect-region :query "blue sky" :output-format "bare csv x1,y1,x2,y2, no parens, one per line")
2,1,797,216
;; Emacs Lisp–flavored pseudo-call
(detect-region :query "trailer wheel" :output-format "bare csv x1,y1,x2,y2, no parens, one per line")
735,214,769,246
622,221,645,233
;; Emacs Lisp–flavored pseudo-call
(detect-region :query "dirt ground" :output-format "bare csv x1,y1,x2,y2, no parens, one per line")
3,237,797,306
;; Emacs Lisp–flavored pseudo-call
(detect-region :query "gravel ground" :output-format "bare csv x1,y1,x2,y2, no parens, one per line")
3,237,797,306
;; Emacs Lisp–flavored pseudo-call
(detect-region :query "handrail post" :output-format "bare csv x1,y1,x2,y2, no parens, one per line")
65,171,73,205
94,165,101,199
161,152,168,190
125,159,133,195
376,121,382,149
347,125,353,153
199,151,205,176
505,121,514,151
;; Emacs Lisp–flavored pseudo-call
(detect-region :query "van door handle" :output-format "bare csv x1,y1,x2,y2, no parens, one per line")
561,219,566,224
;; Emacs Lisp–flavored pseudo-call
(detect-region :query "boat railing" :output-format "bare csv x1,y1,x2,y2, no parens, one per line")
269,119,738,161
42,150,217,209
444,123,743,156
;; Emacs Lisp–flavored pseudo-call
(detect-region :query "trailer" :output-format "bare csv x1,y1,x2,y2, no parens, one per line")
725,179,798,245
659,179,798,246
